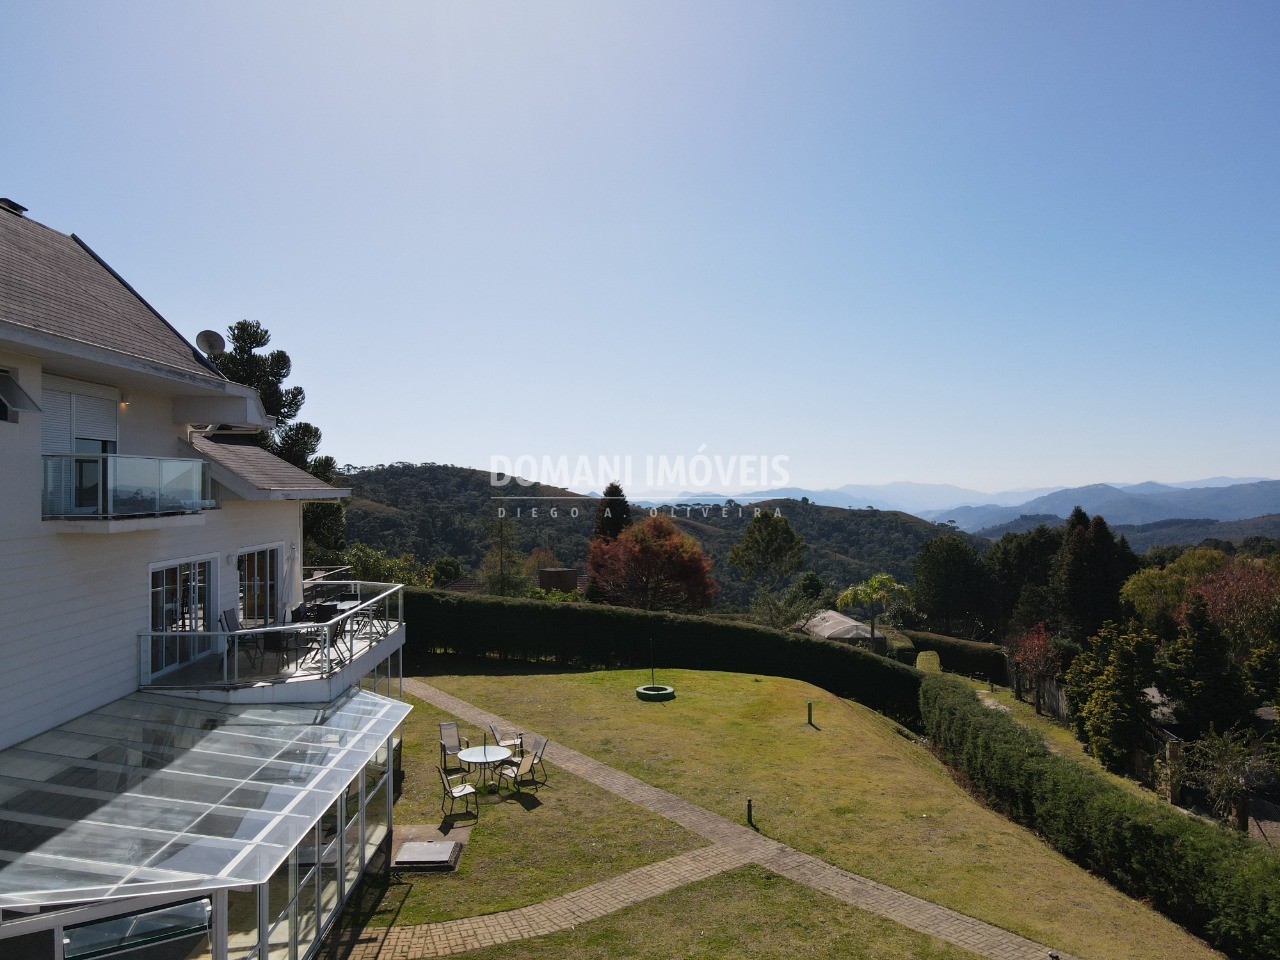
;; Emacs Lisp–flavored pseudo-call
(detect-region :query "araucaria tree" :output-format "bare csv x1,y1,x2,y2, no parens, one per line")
836,573,912,643
212,320,344,552
587,515,716,612
591,482,633,542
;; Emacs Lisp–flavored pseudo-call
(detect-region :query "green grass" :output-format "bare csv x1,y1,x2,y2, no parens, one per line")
459,865,980,960
367,693,702,925
425,665,1221,960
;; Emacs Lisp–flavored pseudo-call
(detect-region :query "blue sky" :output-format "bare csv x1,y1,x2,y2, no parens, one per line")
3,2,1277,493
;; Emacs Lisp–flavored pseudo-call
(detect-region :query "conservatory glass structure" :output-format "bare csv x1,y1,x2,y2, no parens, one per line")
0,681,409,960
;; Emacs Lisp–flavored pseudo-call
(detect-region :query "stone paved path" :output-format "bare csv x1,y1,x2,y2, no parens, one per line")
341,678,1078,960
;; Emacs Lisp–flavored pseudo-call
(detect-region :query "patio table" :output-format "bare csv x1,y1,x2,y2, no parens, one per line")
457,745,512,791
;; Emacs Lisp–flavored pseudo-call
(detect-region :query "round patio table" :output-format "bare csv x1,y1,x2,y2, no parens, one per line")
457,745,512,792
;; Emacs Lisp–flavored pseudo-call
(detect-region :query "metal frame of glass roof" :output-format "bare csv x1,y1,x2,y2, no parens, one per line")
0,688,411,909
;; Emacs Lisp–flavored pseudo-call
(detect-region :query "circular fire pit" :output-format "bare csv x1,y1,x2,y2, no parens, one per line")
636,684,676,702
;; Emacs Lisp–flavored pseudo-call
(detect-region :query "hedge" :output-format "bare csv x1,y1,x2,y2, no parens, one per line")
902,630,1008,683
920,674,1280,960
404,590,924,728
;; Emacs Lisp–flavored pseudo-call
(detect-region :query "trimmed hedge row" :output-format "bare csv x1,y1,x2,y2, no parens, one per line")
902,629,1008,683
404,590,924,728
920,674,1280,960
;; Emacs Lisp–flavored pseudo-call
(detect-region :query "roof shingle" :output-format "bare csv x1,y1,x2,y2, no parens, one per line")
189,433,349,499
0,209,218,379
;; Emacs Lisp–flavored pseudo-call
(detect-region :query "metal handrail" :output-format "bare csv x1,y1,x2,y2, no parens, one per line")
140,582,403,687
303,565,354,582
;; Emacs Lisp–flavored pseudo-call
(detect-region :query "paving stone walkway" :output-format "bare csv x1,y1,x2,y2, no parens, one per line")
343,678,1078,960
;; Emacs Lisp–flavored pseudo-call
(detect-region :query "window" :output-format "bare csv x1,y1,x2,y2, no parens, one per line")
239,547,281,627
64,900,212,960
41,376,119,514
0,369,40,423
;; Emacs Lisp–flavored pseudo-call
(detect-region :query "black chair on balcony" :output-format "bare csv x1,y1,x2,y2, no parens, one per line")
220,608,262,671
259,629,297,674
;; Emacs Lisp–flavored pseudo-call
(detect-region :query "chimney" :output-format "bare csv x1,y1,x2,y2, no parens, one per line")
0,198,28,217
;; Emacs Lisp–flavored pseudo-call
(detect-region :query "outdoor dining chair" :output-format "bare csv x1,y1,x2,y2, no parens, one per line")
526,733,550,785
495,752,538,793
439,721,470,774
259,628,296,673
488,723,522,752
219,608,262,669
438,766,478,818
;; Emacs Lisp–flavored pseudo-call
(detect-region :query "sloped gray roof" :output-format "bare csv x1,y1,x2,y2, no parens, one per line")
0,207,218,379
802,609,881,641
189,434,350,500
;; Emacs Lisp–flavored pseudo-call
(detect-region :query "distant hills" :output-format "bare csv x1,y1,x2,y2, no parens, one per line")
634,477,1272,518
668,498,987,605
928,480,1280,532
340,463,978,604
341,464,1280,594
978,513,1280,553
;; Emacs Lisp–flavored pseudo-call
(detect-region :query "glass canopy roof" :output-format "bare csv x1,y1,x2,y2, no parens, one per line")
0,688,411,909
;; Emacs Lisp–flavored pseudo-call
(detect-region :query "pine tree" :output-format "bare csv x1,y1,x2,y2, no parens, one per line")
591,482,633,542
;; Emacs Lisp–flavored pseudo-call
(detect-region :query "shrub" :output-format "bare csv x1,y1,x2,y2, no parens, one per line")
902,629,1008,683
878,626,918,665
915,651,942,673
919,674,1280,960
404,589,924,728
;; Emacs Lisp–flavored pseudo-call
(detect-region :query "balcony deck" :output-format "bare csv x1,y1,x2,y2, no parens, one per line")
141,581,404,703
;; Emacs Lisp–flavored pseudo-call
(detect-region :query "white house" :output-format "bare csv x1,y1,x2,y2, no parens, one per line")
0,198,409,960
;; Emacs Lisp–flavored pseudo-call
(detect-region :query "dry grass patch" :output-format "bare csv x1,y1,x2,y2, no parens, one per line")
426,666,1221,960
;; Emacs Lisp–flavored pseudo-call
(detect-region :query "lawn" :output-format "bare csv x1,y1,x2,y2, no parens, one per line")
364,693,703,926
425,664,1222,960
459,865,980,960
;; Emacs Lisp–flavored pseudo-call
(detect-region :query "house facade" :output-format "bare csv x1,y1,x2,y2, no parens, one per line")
0,199,408,960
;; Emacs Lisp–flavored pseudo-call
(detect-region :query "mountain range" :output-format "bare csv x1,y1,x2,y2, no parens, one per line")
924,480,1280,532
632,477,1274,526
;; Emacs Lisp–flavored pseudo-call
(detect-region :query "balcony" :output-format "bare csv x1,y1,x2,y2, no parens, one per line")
42,453,212,527
140,580,405,703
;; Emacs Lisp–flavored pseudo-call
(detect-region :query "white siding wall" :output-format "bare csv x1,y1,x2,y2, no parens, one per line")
0,353,306,750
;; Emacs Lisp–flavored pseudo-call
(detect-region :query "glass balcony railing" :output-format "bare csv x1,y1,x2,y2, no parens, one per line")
140,582,404,689
42,454,212,520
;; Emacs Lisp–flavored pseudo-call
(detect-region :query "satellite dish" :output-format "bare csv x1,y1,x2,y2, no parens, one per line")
196,330,226,356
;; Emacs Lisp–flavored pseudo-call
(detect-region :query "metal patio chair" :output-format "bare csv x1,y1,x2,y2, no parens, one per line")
526,733,550,785
439,721,469,774
495,751,538,793
220,608,262,669
488,723,522,752
438,766,478,819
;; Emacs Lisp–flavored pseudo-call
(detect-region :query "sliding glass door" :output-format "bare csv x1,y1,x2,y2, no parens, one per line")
239,547,281,627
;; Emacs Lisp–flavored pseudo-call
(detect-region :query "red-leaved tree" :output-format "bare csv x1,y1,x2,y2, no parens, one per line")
1008,622,1062,715
587,515,717,613
1191,560,1279,653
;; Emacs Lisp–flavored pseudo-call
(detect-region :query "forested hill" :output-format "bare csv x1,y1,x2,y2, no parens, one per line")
343,463,983,605
670,499,988,604
343,462,596,572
